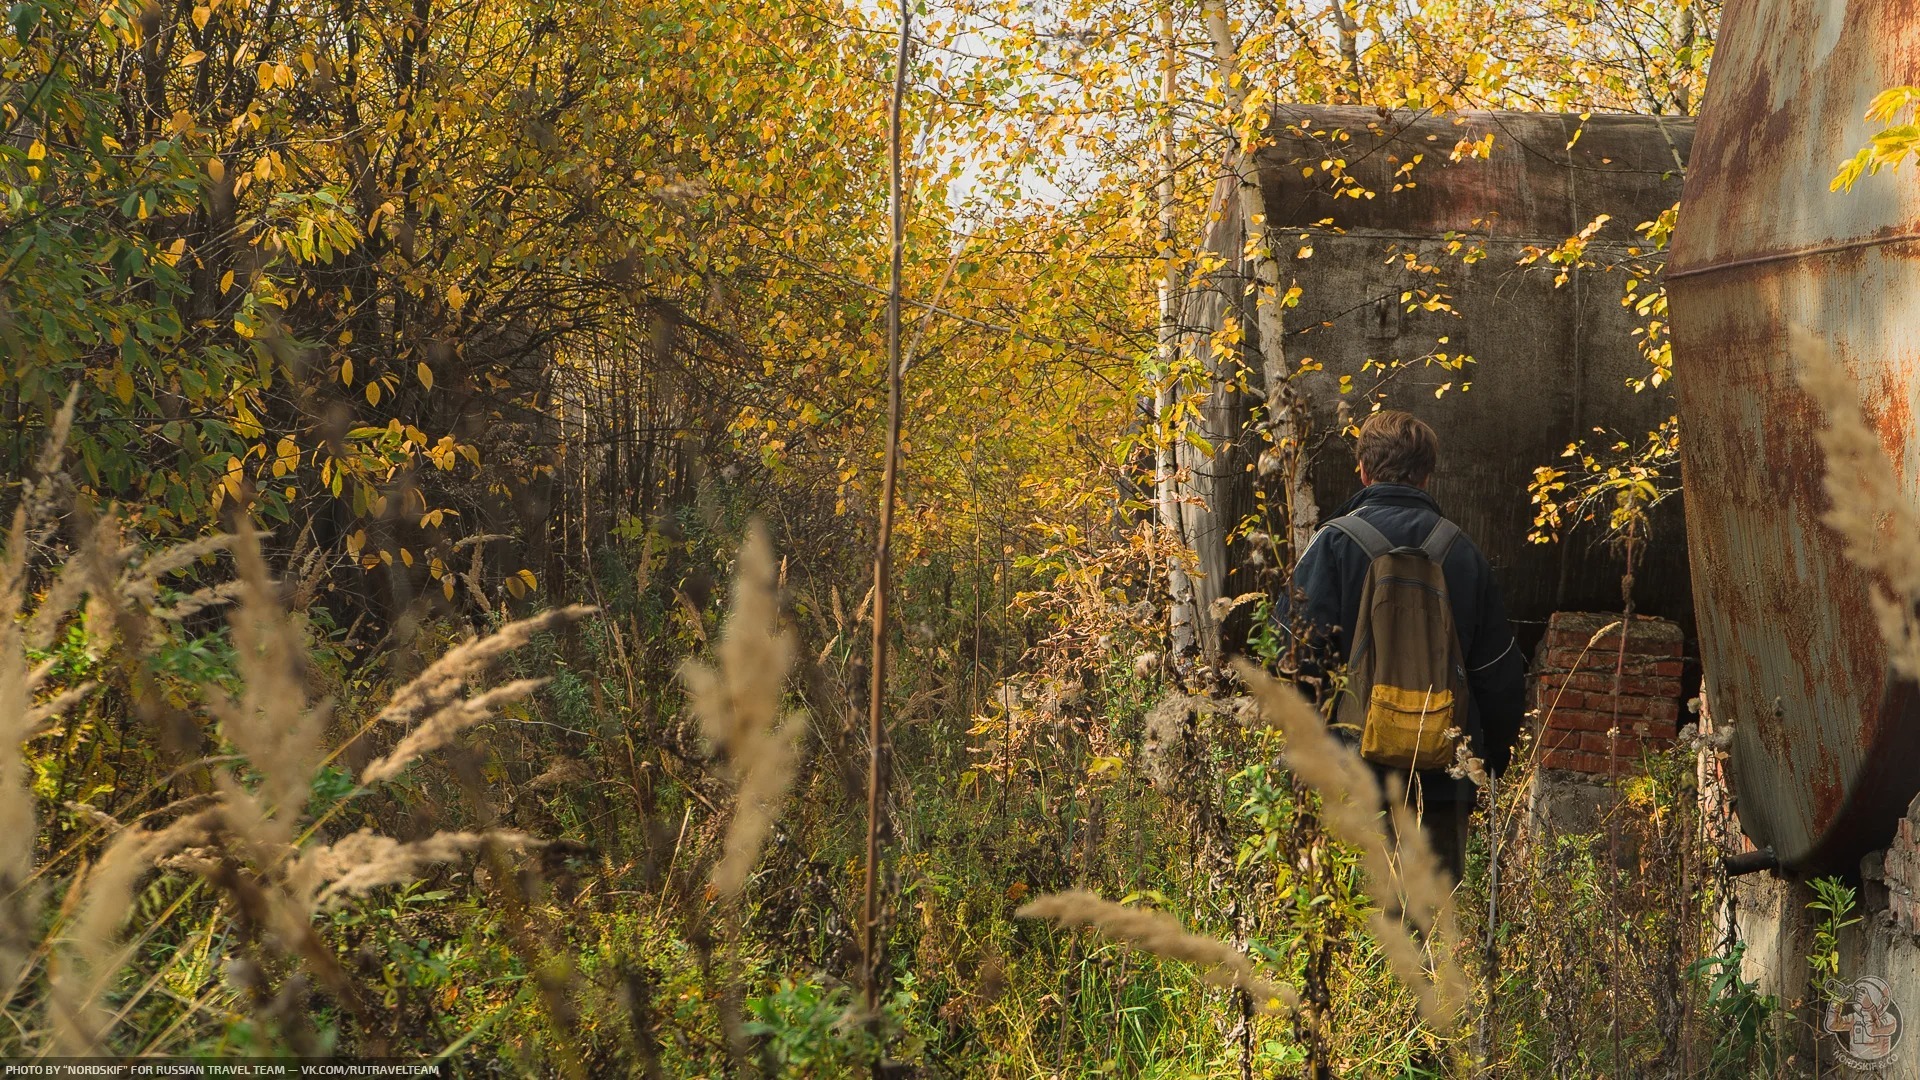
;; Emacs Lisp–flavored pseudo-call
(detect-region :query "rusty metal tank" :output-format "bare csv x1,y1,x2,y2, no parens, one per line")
1668,0,1920,871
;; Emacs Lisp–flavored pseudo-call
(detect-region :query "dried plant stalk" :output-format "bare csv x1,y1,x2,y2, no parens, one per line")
360,603,595,784
1233,660,1466,1029
1017,889,1298,1012
0,390,83,993
361,678,551,785
374,604,596,727
48,808,220,1055
294,828,545,909
1793,325,1920,675
678,521,809,899
209,523,329,850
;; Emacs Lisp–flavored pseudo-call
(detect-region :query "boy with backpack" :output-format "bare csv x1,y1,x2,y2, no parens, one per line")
1285,410,1528,881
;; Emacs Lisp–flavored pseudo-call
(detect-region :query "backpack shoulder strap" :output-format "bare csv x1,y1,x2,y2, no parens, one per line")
1326,514,1393,561
1420,518,1461,562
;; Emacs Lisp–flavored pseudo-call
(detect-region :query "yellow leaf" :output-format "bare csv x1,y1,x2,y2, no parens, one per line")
516,569,537,591
25,140,44,161
256,61,275,88
400,547,414,567
365,381,381,407
442,577,456,602
207,156,224,182
113,371,134,404
191,5,210,29
446,283,467,312
345,529,367,557
220,270,235,294
416,362,433,391
337,329,353,345
505,575,526,600
340,356,354,386
182,49,206,66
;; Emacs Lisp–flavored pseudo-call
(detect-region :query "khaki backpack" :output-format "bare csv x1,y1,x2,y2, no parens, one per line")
1324,513,1469,771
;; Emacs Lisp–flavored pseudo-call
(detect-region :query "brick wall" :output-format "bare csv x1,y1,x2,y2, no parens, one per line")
1532,611,1684,774
1877,797,1920,936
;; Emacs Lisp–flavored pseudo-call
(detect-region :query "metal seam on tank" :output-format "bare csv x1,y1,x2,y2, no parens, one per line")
1667,230,1920,280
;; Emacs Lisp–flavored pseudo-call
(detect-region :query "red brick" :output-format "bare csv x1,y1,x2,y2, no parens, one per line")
1539,689,1588,714
1543,646,1595,670
1549,709,1614,734
1608,696,1653,717
1541,729,1580,752
1547,696,1684,727
1549,632,1682,660
1580,731,1642,755
1555,673,1680,697
1543,748,1610,773
1542,647,1685,677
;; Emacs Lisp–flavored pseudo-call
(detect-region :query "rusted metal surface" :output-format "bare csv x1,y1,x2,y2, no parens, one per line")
1174,106,1693,659
1668,0,1920,871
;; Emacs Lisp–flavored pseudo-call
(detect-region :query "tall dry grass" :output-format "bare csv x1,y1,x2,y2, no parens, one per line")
1016,889,1299,1012
678,520,808,900
1231,659,1469,1030
0,408,601,1054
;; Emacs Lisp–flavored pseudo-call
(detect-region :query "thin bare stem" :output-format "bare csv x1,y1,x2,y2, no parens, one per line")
862,3,911,1061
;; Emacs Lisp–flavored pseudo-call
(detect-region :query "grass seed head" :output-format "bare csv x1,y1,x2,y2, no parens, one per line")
1017,888,1298,1013
678,521,808,900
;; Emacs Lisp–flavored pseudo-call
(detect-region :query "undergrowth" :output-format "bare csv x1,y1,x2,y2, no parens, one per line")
0,414,1786,1077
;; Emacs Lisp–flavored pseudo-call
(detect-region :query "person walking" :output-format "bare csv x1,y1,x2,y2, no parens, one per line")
1284,409,1527,881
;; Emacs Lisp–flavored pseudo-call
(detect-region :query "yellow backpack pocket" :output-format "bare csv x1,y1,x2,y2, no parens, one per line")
1360,683,1458,771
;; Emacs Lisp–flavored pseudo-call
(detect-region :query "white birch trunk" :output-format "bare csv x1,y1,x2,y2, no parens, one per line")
1156,5,1199,662
1203,0,1320,565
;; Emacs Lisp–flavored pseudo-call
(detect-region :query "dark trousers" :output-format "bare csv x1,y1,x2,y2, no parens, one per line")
1375,766,1472,883
1421,799,1471,883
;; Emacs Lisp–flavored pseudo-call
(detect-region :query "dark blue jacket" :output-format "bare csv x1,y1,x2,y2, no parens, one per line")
1284,483,1527,801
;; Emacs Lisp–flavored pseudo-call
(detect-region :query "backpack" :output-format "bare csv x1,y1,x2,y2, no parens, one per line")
1324,513,1469,771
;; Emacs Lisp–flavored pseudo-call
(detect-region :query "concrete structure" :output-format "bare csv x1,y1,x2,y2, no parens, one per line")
1174,106,1695,661
1730,797,1920,1076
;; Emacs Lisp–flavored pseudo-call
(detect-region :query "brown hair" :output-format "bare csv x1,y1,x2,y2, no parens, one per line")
1355,410,1438,486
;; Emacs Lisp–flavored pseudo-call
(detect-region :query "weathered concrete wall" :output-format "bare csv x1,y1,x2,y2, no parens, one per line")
1731,866,1919,1076
1715,788,1920,1074
1176,107,1695,659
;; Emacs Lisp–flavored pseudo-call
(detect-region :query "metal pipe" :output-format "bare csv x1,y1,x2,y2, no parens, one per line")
1723,847,1779,877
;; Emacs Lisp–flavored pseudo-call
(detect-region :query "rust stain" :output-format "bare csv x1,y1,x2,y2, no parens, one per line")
1810,748,1844,826
1870,369,1914,465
